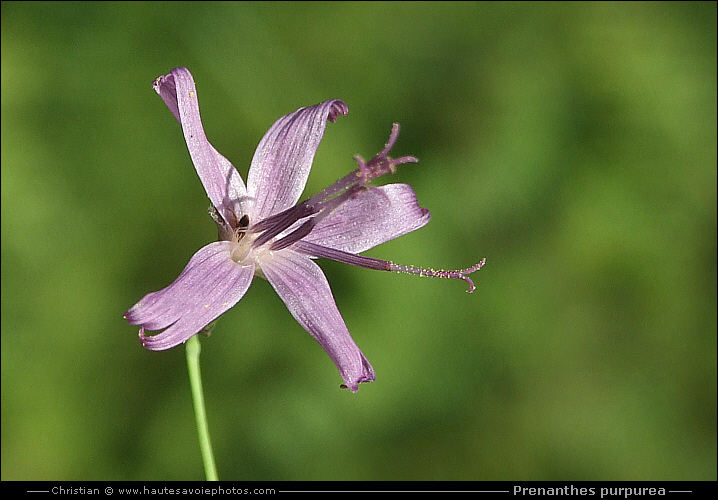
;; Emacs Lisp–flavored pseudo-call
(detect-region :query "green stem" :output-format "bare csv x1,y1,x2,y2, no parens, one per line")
186,334,219,481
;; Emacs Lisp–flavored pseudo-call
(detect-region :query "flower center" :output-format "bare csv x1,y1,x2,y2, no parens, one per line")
229,230,258,264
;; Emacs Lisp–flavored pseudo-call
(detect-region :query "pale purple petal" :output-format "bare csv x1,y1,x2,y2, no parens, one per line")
125,241,255,350
303,183,430,254
247,100,348,221
258,250,375,392
154,67,250,226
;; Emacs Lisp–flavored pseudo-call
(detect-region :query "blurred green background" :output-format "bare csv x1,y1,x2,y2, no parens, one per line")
2,1,715,481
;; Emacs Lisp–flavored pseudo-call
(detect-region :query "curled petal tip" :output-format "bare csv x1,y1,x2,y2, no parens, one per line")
340,378,374,393
138,327,146,346
328,100,349,122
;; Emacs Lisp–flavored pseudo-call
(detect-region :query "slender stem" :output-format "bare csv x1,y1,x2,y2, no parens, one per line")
186,334,219,481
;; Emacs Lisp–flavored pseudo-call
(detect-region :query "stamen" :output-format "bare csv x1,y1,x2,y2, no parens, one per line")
294,241,486,293
352,124,418,184
268,184,374,251
294,241,391,270
383,123,400,155
251,123,416,250
268,219,314,251
389,258,486,293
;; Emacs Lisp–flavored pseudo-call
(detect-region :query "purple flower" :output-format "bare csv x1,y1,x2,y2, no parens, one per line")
125,67,485,392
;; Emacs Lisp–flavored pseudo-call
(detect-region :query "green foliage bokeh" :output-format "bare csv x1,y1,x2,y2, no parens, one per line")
1,1,715,481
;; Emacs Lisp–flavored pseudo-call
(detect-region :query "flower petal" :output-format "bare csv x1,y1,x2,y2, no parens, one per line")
247,100,348,221
125,241,255,350
303,183,430,253
154,67,250,226
258,249,375,392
